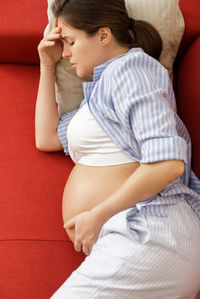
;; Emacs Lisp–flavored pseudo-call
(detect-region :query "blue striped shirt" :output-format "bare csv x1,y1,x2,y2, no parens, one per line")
57,47,200,218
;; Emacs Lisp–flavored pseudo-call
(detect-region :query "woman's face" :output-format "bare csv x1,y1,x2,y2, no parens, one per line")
58,18,105,78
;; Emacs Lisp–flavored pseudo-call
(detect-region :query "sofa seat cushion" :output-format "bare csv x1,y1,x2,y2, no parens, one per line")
0,64,74,241
0,240,85,298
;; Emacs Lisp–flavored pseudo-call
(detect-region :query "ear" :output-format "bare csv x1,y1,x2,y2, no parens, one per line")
98,27,112,46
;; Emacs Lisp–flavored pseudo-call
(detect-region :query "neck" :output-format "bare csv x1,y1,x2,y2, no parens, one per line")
106,45,130,62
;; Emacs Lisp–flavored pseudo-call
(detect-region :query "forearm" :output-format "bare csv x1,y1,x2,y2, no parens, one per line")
35,65,61,151
92,159,184,223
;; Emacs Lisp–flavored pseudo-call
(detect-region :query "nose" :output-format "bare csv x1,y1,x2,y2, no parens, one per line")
62,43,72,59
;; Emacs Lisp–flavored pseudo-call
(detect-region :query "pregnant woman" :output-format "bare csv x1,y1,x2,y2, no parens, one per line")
35,0,200,298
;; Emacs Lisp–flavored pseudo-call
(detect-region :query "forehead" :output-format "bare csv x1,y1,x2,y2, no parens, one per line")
57,18,74,37
58,18,84,39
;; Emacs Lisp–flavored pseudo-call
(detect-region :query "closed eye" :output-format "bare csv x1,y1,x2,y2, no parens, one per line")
60,37,75,46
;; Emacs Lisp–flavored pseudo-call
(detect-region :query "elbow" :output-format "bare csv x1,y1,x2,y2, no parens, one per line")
35,128,48,152
35,135,52,152
35,133,63,152
173,160,185,179
35,138,50,152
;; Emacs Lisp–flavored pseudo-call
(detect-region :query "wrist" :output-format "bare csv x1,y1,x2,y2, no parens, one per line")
40,63,56,74
91,201,115,225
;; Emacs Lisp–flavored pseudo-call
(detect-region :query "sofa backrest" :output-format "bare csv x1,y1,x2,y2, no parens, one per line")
178,0,200,55
174,0,200,178
0,0,48,64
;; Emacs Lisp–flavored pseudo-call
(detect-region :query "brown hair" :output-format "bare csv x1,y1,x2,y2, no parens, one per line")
51,0,162,60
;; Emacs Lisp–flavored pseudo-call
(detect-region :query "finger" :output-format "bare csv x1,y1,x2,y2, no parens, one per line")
53,26,61,33
46,33,61,41
64,218,75,229
88,240,96,255
82,239,96,256
82,244,90,256
38,40,55,50
74,239,82,252
53,18,58,28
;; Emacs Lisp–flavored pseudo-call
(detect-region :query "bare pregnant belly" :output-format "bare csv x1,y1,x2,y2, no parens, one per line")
62,162,140,243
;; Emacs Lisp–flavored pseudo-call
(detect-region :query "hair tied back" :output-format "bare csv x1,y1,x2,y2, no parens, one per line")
128,17,135,30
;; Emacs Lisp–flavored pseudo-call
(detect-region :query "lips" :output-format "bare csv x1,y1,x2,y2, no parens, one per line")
71,63,77,68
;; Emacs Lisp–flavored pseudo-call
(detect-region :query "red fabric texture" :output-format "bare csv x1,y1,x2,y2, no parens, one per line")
0,65,75,241
177,0,200,177
0,241,84,298
179,0,200,54
0,0,199,298
0,0,48,64
176,37,200,177
0,64,85,298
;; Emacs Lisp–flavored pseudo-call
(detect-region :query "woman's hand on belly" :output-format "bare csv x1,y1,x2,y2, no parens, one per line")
64,210,105,256
62,163,140,246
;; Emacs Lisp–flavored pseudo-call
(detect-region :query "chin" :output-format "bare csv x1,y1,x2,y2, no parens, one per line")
76,72,85,79
76,68,93,79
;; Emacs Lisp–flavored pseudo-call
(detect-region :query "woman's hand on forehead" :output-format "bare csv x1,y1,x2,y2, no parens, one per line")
53,18,59,28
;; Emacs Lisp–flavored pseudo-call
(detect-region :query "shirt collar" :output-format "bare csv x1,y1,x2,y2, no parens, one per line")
92,48,136,82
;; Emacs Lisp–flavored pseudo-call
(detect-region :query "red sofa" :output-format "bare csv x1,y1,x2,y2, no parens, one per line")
0,0,199,298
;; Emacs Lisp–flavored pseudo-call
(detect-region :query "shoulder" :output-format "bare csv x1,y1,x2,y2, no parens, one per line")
104,48,169,89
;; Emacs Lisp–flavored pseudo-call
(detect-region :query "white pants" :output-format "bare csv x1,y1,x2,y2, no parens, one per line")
50,200,200,299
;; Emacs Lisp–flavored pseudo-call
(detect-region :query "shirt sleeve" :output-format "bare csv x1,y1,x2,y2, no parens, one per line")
111,52,188,164
57,108,79,155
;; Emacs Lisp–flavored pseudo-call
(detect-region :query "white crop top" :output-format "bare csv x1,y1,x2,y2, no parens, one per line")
67,103,137,166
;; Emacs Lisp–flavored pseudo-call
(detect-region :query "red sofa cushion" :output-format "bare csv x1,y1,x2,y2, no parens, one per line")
176,37,200,177
0,0,48,64
0,241,84,298
0,64,73,241
0,63,85,298
176,0,200,178
179,0,200,54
